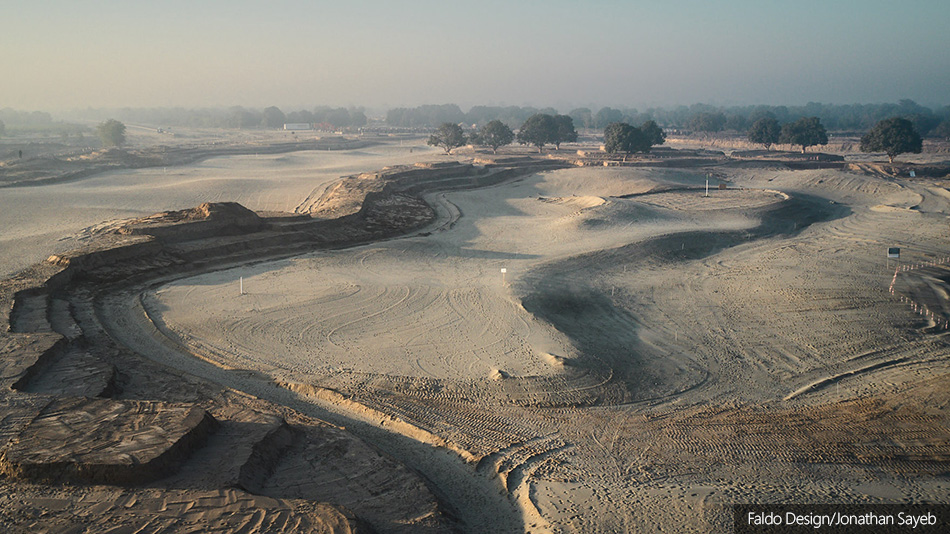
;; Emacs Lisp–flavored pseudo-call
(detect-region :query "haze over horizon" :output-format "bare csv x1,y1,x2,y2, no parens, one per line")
3,0,949,112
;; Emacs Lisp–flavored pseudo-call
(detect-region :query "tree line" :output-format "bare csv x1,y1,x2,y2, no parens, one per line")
391,100,950,139
746,114,925,162
0,108,88,136
16,100,947,139
427,114,668,155
63,106,368,130
427,113,582,154
430,111,924,164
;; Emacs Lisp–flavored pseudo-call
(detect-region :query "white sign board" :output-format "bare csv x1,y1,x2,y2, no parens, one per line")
500,268,507,273
887,247,900,259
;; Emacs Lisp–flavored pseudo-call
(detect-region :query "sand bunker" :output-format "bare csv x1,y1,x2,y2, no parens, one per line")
149,252,572,379
149,168,784,386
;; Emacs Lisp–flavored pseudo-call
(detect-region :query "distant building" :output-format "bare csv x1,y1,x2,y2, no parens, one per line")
283,123,313,131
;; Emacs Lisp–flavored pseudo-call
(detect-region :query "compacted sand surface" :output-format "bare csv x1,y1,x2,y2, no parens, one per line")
150,168,772,382
2,141,950,533
141,162,950,531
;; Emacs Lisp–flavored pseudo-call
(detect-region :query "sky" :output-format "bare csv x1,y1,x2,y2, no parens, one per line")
3,0,949,112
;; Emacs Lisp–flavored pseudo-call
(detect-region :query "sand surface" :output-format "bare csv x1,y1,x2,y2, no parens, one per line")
145,162,950,532
3,139,950,532
151,168,774,383
0,142,437,278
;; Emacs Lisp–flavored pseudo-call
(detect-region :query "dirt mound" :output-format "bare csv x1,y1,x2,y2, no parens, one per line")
732,150,844,162
0,398,216,485
115,201,265,242
3,487,374,534
73,147,159,167
847,162,950,178
129,201,261,225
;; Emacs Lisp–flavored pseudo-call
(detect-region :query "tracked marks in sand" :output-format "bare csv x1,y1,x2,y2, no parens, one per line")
325,285,412,349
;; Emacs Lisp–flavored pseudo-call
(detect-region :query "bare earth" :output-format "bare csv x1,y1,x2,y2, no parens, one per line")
1,132,950,533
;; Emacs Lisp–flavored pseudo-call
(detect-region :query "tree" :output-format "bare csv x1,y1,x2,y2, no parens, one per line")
931,120,950,141
604,122,650,155
553,115,577,150
477,120,514,154
748,108,777,125
724,114,748,132
96,119,126,147
0,119,5,137
517,114,558,153
594,107,623,129
262,106,286,128
689,112,726,133
640,120,666,147
568,108,593,129
747,117,782,150
227,106,262,129
287,110,315,124
327,108,352,128
350,110,368,128
779,116,827,153
859,117,923,163
427,122,466,154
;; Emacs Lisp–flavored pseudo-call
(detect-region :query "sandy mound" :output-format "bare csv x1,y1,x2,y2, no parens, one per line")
537,195,605,210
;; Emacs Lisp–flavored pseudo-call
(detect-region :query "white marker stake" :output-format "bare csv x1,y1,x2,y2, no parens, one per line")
501,268,507,286
705,178,709,197
240,276,244,295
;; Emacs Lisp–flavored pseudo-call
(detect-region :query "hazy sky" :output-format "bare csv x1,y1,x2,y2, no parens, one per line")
4,0,949,111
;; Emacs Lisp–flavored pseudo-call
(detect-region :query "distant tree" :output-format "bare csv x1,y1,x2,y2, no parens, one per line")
0,119,5,137
931,120,950,141
227,106,262,129
724,114,748,132
262,106,286,128
568,108,593,129
748,108,777,125
604,122,650,155
96,119,126,147
332,108,358,127
594,107,623,129
286,110,315,124
350,110,368,128
427,122,466,154
747,117,782,150
640,120,666,147
901,113,939,137
477,120,514,154
689,112,727,133
517,114,558,152
624,111,652,127
553,114,577,149
779,116,827,153
859,117,923,163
